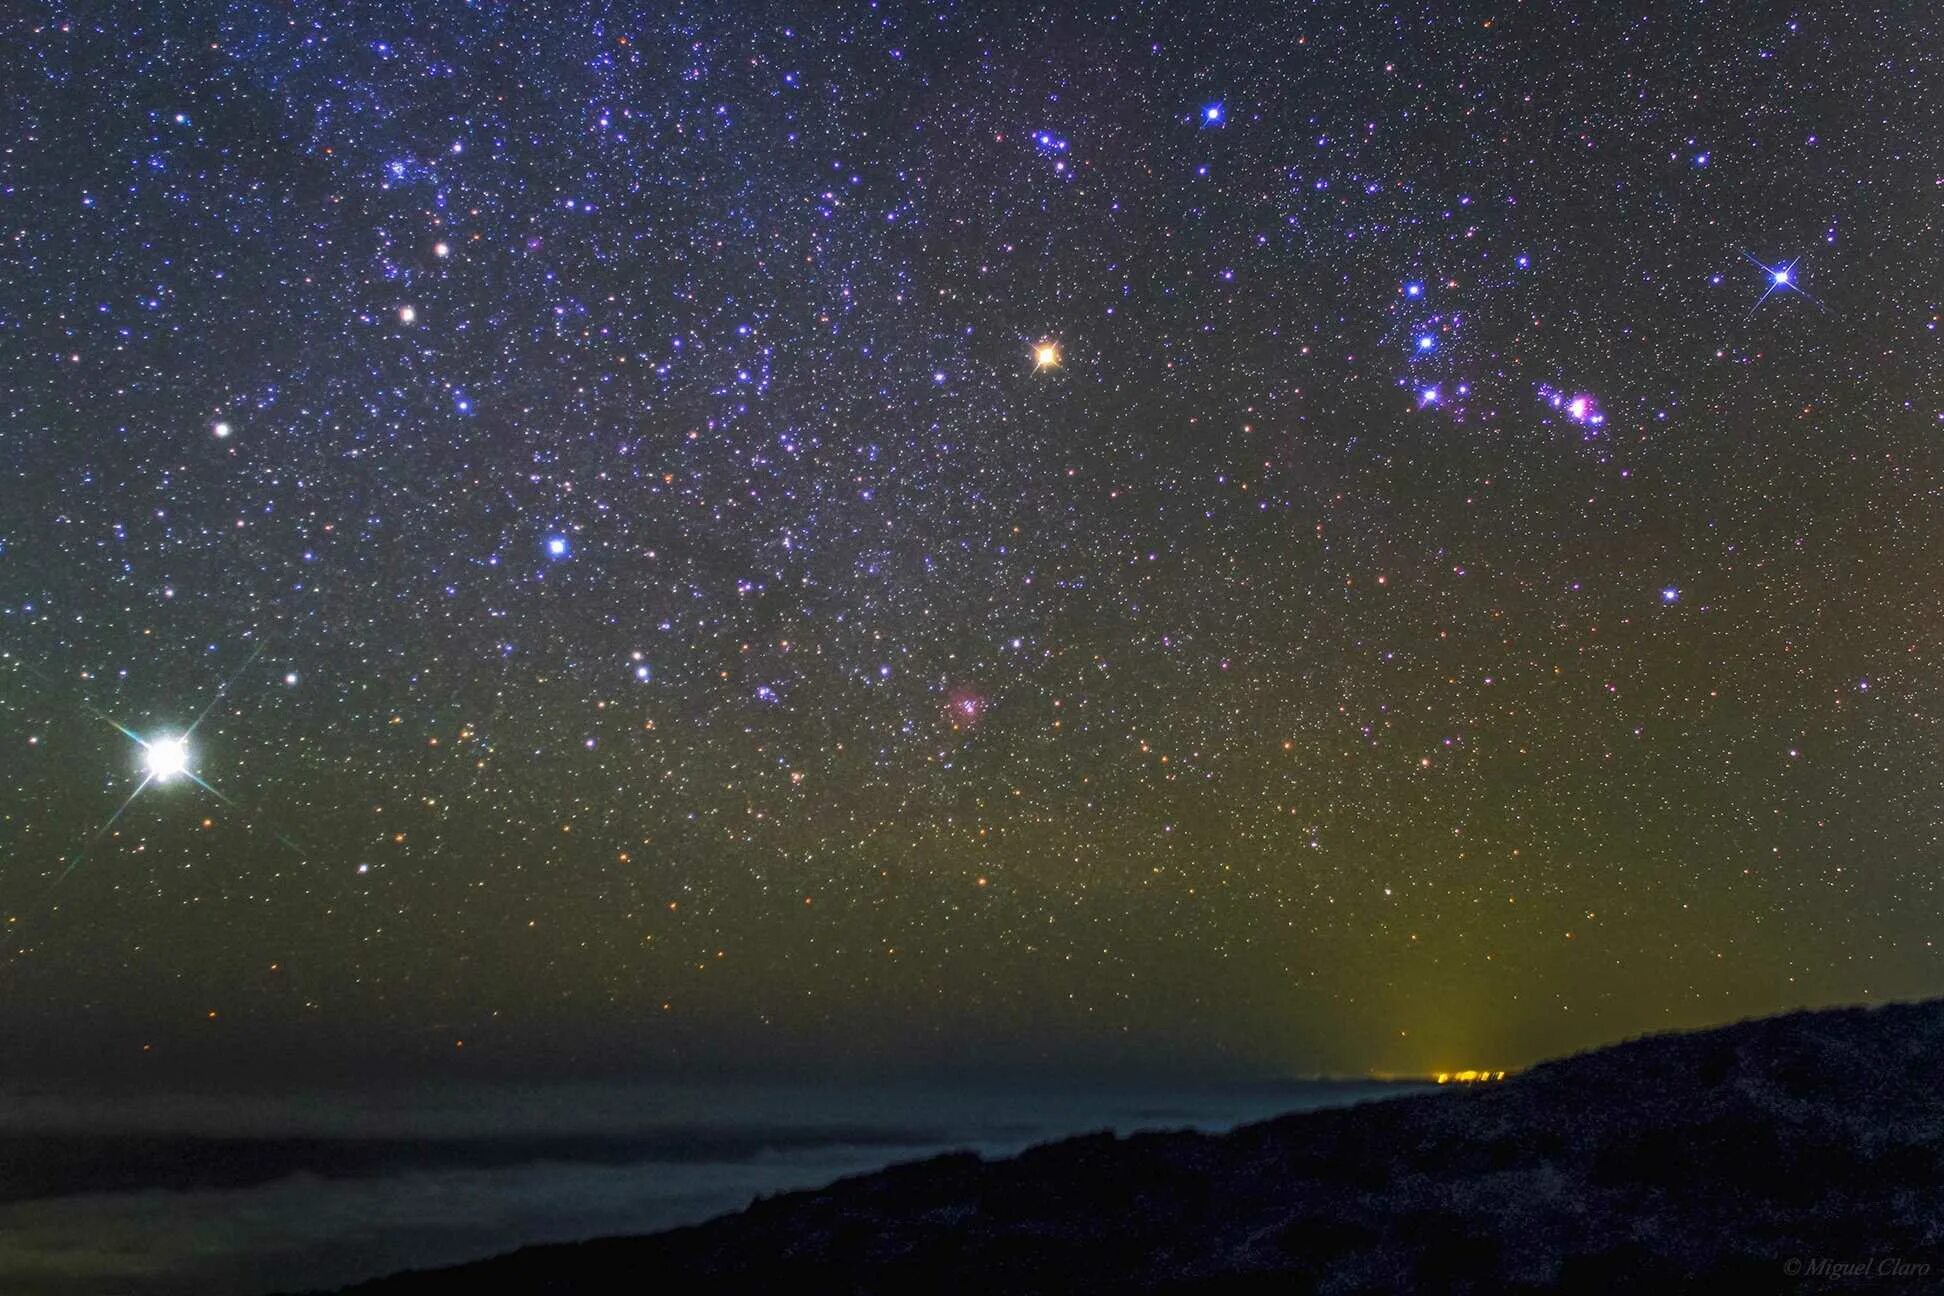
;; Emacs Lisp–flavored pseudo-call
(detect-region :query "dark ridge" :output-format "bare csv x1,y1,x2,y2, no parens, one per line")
332,999,1944,1294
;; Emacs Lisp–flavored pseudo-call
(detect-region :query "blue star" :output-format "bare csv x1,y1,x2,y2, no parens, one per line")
545,535,571,560
1201,102,1224,126
1742,251,1825,317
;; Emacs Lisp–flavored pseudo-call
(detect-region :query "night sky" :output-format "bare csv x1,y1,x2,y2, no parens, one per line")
2,2,1939,1084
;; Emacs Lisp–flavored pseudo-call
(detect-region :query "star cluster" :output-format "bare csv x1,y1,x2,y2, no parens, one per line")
1,2,1940,1079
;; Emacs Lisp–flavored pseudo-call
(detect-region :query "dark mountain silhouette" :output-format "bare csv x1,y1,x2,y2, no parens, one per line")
337,999,1944,1293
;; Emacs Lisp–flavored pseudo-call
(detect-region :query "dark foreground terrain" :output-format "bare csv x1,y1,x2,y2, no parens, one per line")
341,1000,1944,1293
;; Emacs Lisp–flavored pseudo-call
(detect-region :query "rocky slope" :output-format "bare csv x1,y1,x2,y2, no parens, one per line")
341,999,1944,1293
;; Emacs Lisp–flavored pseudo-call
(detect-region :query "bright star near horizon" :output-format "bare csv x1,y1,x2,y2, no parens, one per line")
143,735,190,782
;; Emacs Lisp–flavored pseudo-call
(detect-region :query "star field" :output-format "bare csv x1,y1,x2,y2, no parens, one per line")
1,2,1940,1080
